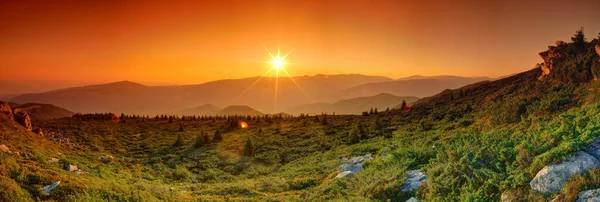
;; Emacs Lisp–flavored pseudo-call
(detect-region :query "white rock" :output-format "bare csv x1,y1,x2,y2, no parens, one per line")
335,171,355,178
401,170,427,192
406,197,420,202
42,181,60,195
530,151,600,194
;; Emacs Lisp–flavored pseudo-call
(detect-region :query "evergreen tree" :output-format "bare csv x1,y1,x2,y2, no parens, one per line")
243,137,255,157
571,27,586,46
173,134,185,147
400,100,407,111
213,129,223,142
202,131,210,144
194,131,205,148
348,130,360,144
179,124,184,132
321,113,328,125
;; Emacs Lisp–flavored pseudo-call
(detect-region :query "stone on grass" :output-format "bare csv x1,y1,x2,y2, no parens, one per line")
65,164,78,172
335,171,355,178
406,197,420,202
340,163,363,173
530,151,600,194
401,170,427,193
577,188,600,202
0,144,9,153
42,181,60,196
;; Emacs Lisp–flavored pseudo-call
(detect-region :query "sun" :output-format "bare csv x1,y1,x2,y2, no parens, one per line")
272,57,285,69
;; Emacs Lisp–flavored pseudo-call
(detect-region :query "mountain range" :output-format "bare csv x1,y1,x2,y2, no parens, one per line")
8,74,491,115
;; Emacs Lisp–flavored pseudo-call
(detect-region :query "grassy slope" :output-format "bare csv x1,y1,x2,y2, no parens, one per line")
0,39,599,201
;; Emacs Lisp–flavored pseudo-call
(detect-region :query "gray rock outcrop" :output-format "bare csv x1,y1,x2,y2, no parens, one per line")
401,170,428,192
578,188,600,202
530,151,600,194
13,109,32,131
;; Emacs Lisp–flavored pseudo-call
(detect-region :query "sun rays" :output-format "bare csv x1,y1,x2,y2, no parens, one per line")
229,44,314,113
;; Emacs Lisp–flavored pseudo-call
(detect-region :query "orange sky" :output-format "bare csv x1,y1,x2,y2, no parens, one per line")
1,0,599,85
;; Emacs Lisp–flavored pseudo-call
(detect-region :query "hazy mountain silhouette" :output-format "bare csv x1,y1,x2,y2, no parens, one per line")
288,93,419,115
10,74,391,114
172,104,221,116
339,76,491,99
218,105,263,116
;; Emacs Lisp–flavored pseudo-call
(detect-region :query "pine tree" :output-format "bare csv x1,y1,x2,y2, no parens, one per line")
243,137,255,157
349,127,360,144
173,134,185,147
213,129,222,142
202,131,210,144
179,124,184,132
194,131,205,148
400,100,407,111
571,27,586,46
321,113,328,125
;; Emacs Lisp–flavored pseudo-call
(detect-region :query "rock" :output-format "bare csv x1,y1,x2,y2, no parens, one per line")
350,157,365,164
65,164,78,172
34,128,44,136
595,44,600,58
335,171,355,178
586,136,600,160
364,154,373,160
577,188,600,202
500,191,514,202
538,45,562,78
0,144,9,153
0,101,13,120
530,151,600,194
42,181,60,196
340,163,363,173
13,109,32,131
48,158,59,163
401,170,427,193
406,197,420,202
381,152,388,157
99,154,114,163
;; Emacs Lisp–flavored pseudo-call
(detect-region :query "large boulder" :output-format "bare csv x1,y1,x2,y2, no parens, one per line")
13,109,32,131
530,151,600,194
0,101,13,120
577,188,600,202
401,170,428,192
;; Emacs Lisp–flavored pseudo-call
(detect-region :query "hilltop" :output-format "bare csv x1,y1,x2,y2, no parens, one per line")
288,93,419,115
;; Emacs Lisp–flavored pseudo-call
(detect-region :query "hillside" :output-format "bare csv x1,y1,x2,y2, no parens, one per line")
340,75,490,99
288,93,419,115
0,33,599,202
10,75,391,114
11,103,75,120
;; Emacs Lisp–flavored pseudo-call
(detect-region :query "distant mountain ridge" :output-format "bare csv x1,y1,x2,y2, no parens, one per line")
287,93,419,115
10,74,392,114
339,75,491,99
